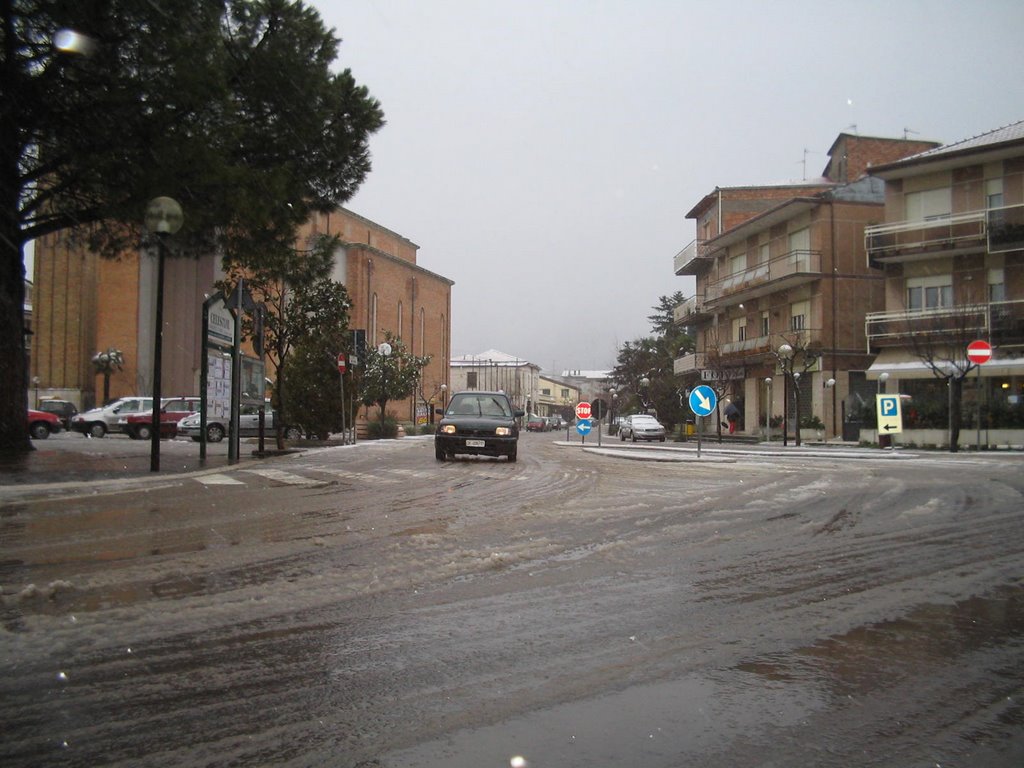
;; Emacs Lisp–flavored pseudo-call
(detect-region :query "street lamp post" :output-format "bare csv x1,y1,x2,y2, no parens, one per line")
143,197,183,472
764,377,772,443
778,343,793,447
639,376,651,412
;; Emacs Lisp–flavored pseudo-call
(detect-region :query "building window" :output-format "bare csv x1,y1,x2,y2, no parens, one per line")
732,317,747,342
730,252,745,275
541,388,551,396
370,293,378,344
467,371,478,389
759,243,770,264
990,268,1006,302
761,311,770,337
907,276,953,310
905,188,951,221
788,227,810,270
561,388,570,399
790,300,809,331
397,301,403,341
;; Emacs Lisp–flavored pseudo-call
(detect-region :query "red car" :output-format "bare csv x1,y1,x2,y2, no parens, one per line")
28,409,62,439
125,397,201,440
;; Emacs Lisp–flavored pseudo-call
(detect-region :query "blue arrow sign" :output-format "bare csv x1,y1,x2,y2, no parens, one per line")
688,385,718,417
576,419,592,436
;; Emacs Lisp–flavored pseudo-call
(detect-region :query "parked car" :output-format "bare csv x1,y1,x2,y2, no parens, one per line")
547,415,564,430
28,408,62,439
71,396,154,437
37,399,78,430
619,414,666,442
125,397,202,440
177,405,302,443
434,391,523,462
526,415,548,432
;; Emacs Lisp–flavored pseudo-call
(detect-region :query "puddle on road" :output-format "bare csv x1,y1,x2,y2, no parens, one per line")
741,582,1024,697
383,583,1024,767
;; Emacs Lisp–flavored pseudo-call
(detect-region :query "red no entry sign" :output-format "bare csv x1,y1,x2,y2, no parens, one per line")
575,401,592,420
967,340,992,365
337,353,347,373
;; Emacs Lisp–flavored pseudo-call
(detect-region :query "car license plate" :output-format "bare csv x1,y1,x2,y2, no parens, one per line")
466,439,485,447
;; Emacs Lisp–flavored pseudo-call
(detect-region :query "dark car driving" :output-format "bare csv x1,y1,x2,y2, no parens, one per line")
435,391,523,462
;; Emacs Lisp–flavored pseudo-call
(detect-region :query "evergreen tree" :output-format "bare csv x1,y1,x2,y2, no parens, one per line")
1,0,384,452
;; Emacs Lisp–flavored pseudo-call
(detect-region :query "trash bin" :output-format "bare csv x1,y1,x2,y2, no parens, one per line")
685,419,695,436
842,420,861,442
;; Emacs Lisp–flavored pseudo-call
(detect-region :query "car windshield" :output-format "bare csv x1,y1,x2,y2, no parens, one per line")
447,394,513,418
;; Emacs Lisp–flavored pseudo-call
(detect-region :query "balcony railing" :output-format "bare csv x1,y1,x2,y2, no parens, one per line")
706,249,821,305
673,352,705,376
865,203,1024,261
865,299,1024,351
673,239,711,275
673,295,711,324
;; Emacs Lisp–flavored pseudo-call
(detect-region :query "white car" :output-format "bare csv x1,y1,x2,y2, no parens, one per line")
619,414,666,442
177,405,302,443
71,396,154,438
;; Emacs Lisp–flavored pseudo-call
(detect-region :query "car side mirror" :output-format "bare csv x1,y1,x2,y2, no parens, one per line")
435,408,445,416
514,409,525,418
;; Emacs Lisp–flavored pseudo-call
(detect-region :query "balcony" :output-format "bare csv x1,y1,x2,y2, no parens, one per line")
865,299,1024,351
865,203,1024,264
673,295,712,325
673,352,705,376
673,239,712,275
674,331,821,377
705,249,821,308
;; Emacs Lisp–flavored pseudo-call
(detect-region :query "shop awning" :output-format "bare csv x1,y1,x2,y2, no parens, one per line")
866,349,1024,379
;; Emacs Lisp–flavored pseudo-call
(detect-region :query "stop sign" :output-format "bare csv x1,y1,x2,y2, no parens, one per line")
337,353,347,373
967,340,992,365
575,401,592,420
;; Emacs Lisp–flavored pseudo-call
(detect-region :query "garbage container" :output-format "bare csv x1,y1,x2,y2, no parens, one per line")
842,420,861,442
685,419,695,436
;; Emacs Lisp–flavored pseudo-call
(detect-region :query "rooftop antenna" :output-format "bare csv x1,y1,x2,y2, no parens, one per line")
903,127,919,139
846,123,858,136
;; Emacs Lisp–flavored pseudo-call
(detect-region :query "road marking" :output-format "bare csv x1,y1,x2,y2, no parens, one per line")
196,474,245,486
241,468,327,487
306,467,400,484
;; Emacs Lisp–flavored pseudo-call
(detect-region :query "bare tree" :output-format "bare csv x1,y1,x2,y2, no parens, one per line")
901,301,987,453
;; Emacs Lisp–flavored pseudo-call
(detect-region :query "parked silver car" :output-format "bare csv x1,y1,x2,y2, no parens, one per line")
619,414,666,442
177,405,302,443
71,396,154,437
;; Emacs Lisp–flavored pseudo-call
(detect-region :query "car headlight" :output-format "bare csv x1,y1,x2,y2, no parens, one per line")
495,427,512,436
440,425,457,434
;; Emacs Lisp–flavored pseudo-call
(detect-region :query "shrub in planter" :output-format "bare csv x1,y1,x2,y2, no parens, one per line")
366,415,399,439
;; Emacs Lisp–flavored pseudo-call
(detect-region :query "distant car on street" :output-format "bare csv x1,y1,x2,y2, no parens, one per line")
526,415,548,432
28,408,62,439
434,390,523,462
125,397,201,440
619,414,666,442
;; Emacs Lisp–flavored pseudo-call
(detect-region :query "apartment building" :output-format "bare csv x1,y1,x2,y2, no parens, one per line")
31,207,453,426
863,121,1024,444
674,133,938,439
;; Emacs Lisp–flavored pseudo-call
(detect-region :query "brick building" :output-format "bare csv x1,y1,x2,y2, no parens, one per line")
30,208,453,426
674,133,938,439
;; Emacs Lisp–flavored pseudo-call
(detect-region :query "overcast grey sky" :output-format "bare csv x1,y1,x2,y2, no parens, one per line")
316,0,1023,372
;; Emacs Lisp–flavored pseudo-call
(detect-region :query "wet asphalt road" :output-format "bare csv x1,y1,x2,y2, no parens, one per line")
1,433,1023,767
